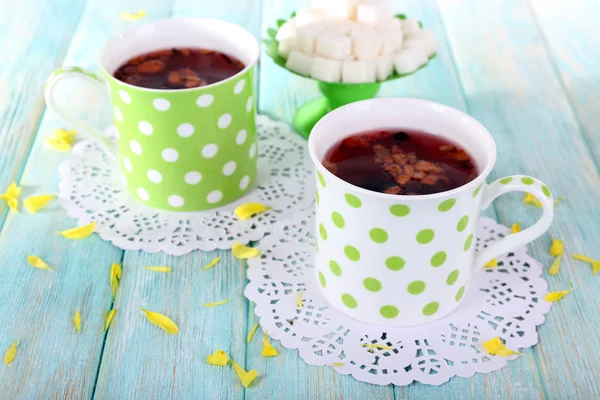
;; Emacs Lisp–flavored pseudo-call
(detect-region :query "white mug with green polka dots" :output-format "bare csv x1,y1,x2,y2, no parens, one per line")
309,98,555,327
45,19,259,212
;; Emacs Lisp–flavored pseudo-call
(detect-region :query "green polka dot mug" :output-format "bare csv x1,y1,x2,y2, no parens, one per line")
45,19,259,211
309,98,554,327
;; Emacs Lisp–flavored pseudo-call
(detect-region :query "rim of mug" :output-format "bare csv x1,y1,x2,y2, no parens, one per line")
308,97,497,201
97,18,260,93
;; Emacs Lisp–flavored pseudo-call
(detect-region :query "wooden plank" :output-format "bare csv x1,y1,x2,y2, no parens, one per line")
438,0,600,398
0,0,87,228
0,0,173,398
92,1,262,398
528,0,600,162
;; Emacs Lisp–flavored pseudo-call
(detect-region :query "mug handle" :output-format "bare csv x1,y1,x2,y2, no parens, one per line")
44,66,117,159
473,175,554,270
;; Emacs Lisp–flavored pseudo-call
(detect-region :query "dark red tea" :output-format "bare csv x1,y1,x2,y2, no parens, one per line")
323,130,478,195
113,48,245,89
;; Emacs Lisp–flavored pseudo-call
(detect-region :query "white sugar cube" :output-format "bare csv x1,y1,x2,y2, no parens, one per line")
402,18,422,36
342,60,376,83
286,50,313,76
296,8,328,27
296,23,325,55
276,18,297,41
403,30,437,57
374,55,394,80
378,27,403,55
324,0,361,20
322,19,361,35
315,31,352,60
394,47,428,74
377,18,403,33
278,36,297,59
356,1,393,25
311,56,342,82
351,29,382,60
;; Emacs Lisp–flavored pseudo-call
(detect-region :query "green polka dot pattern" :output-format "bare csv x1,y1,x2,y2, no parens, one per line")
446,269,459,285
542,185,551,197
430,251,447,267
380,305,399,319
390,204,410,217
344,245,360,261
332,212,345,228
386,256,405,271
455,286,466,301
104,65,257,211
423,302,439,316
369,228,388,243
500,177,513,184
416,229,434,244
319,224,328,240
463,234,473,251
472,184,483,197
341,294,357,309
437,199,456,212
457,215,469,232
329,260,342,276
345,194,362,208
318,271,326,288
318,172,326,187
315,190,320,205
407,280,426,295
521,177,534,185
363,278,382,292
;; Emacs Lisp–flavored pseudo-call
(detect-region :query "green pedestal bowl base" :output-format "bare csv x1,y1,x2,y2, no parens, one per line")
293,81,382,139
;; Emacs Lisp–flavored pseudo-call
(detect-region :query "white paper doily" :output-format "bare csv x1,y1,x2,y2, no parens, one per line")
245,214,552,386
57,115,314,255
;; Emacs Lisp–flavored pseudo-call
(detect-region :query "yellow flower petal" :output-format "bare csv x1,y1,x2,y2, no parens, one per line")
202,257,220,271
361,343,393,352
331,362,344,367
232,242,260,259
145,266,172,272
27,255,54,271
234,202,270,220
545,288,574,302
549,255,561,276
57,221,96,239
593,262,600,275
262,333,279,357
231,361,259,388
120,10,146,21
104,309,116,332
23,194,54,214
6,197,18,211
484,259,498,268
206,349,229,366
550,238,564,257
110,262,122,283
511,223,521,233
297,291,303,308
111,277,118,300
53,128,77,142
482,336,521,356
204,299,231,307
140,308,179,334
3,340,19,365
74,310,82,334
523,193,542,207
247,323,260,343
572,254,596,264
43,137,72,151
5,182,20,199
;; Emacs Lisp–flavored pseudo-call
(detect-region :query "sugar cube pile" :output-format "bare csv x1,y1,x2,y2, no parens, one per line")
279,0,437,83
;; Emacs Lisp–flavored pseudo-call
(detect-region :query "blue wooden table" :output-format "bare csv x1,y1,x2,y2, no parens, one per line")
1,0,599,398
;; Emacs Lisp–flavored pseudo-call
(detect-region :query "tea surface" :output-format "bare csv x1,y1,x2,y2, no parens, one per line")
323,130,478,195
